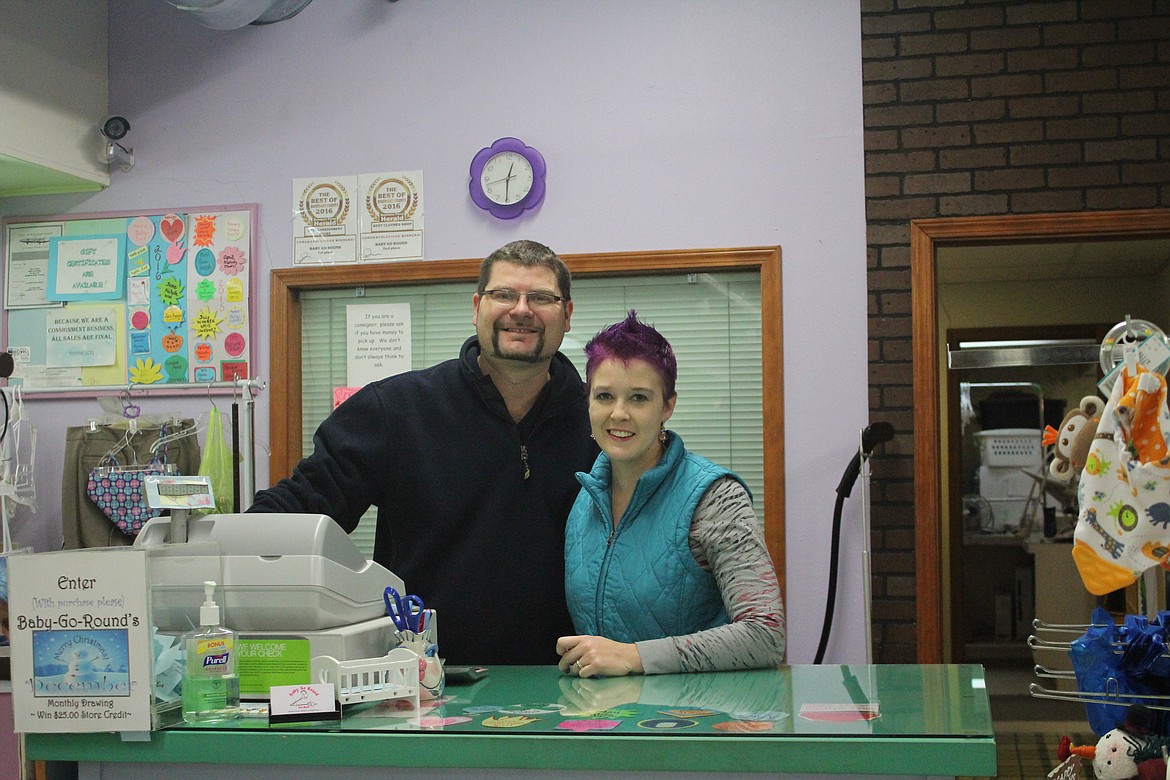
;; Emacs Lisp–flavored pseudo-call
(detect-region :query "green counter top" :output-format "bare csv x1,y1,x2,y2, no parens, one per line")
25,664,996,776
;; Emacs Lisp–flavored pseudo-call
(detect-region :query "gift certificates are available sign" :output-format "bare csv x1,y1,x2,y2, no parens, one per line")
8,549,153,732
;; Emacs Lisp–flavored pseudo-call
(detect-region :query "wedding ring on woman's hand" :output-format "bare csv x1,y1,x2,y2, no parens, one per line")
571,662,581,675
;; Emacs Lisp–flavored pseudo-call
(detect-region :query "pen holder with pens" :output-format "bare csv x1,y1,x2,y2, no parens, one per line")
385,587,443,700
397,624,443,701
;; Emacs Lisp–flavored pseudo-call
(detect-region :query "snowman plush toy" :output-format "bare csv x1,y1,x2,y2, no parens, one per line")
1061,705,1170,779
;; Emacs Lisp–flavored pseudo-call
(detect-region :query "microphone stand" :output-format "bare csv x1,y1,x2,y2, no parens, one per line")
814,422,893,664
859,428,874,665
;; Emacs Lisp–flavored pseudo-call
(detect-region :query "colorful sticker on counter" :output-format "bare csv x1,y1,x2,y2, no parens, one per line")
712,720,775,732
499,703,566,714
556,719,621,732
637,717,697,730
587,708,636,719
415,715,471,729
728,709,790,721
798,702,881,722
461,705,502,715
482,714,539,728
660,708,718,718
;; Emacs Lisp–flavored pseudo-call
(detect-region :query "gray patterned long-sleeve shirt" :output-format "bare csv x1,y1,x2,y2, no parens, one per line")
634,476,787,674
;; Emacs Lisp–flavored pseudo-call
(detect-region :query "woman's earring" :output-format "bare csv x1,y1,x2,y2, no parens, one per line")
659,425,667,444
589,433,595,440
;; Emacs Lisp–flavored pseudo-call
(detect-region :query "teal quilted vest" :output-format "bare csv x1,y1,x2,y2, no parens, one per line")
564,433,745,642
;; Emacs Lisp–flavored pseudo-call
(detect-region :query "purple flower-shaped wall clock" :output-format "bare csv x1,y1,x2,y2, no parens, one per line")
469,137,546,219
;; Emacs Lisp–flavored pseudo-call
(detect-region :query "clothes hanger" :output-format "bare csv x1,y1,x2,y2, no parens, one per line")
88,385,172,432
146,384,218,456
149,418,202,455
92,389,152,468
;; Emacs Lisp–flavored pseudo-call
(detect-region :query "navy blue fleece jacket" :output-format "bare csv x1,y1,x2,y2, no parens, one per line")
250,336,597,665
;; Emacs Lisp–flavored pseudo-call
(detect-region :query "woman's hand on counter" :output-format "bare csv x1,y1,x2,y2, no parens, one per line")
556,634,643,678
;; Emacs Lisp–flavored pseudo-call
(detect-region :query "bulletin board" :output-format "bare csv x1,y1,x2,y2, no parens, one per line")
1,204,258,395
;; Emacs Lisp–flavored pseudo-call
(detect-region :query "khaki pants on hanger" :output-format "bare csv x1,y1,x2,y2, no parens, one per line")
61,422,201,550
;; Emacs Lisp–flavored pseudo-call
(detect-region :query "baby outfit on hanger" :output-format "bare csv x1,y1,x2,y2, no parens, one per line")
1074,365,1170,595
62,421,201,550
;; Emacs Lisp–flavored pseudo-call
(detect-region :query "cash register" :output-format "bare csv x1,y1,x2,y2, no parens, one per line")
133,488,402,664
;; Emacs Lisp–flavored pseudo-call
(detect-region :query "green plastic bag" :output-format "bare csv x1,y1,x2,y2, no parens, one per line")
197,406,234,514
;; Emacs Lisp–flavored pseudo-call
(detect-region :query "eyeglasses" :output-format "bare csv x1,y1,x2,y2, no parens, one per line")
481,288,568,308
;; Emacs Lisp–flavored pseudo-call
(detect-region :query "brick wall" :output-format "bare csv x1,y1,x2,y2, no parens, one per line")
862,0,1170,662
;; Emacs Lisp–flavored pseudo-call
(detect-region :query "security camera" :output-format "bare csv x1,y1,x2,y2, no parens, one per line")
98,115,134,172
99,115,130,141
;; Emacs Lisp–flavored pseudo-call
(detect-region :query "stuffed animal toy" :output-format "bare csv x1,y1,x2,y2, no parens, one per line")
1058,705,1170,779
1043,394,1104,482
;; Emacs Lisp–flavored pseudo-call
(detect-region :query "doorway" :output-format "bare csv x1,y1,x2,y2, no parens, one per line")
945,322,1105,667
910,208,1170,663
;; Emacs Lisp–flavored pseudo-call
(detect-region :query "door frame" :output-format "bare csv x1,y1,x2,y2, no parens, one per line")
911,208,1170,662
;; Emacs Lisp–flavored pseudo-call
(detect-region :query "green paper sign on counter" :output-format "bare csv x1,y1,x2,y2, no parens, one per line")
237,638,311,698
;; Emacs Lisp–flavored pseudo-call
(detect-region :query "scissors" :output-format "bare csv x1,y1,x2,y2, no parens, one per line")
384,586,425,634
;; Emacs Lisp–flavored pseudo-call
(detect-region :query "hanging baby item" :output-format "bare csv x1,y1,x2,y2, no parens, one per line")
86,424,178,537
196,404,234,515
0,387,37,554
1073,359,1170,595
1043,395,1104,483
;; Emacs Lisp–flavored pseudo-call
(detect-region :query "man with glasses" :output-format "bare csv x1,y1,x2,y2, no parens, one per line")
250,240,598,665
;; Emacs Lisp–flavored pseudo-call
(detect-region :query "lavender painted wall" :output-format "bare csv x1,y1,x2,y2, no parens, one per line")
0,0,868,663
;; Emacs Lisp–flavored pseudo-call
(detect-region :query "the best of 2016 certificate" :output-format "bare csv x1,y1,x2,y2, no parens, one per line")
358,170,423,262
292,176,358,264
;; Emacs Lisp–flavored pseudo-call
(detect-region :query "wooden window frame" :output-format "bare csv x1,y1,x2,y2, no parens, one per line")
268,246,785,596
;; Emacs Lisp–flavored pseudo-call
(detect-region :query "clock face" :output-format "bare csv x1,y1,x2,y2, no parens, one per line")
469,137,546,219
480,151,535,206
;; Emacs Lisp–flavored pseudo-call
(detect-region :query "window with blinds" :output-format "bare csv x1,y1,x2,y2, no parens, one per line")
299,271,765,556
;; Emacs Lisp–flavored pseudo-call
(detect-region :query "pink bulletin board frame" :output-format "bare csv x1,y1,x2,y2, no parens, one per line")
1,204,259,398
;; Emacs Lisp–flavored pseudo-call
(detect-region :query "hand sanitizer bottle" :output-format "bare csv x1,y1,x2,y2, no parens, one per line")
182,580,240,723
